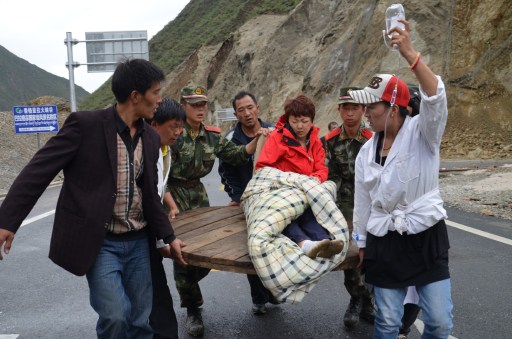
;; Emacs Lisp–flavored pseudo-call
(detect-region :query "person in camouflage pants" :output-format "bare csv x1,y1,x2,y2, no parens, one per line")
168,85,265,337
324,87,376,329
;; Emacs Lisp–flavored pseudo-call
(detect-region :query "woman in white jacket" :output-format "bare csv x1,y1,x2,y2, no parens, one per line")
350,19,453,338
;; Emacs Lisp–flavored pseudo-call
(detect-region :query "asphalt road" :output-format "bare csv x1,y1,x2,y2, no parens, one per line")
1,160,511,338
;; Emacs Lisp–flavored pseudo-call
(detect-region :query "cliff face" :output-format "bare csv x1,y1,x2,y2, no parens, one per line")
162,0,511,159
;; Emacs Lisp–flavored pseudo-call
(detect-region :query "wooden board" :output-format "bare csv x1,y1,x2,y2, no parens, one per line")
172,206,359,274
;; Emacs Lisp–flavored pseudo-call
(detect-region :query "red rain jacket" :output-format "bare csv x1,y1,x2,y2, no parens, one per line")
255,114,328,182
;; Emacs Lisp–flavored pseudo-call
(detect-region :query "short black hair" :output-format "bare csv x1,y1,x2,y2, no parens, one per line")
112,59,165,103
148,97,186,124
285,95,316,122
327,121,338,131
382,101,409,118
408,86,421,117
232,91,257,111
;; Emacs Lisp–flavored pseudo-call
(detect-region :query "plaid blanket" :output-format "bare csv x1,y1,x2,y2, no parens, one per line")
241,167,349,304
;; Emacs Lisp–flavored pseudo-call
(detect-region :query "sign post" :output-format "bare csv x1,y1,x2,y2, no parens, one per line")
64,31,149,111
214,108,237,126
13,105,59,148
85,31,149,72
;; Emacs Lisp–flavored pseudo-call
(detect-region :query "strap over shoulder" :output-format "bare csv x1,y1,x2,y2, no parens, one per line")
324,127,341,141
204,125,221,134
361,128,373,139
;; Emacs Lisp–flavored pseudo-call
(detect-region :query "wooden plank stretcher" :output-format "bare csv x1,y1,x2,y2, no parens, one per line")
172,205,360,275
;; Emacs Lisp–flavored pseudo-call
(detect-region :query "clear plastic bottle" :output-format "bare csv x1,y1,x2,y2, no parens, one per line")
385,4,406,36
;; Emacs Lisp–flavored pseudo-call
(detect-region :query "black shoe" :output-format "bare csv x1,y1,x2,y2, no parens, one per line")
268,295,280,305
186,308,204,337
252,303,266,315
267,290,280,305
343,297,361,328
359,296,376,323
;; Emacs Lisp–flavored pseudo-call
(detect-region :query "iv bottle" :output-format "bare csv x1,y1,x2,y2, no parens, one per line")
385,4,405,35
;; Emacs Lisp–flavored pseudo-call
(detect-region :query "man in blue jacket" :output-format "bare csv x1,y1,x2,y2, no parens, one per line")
218,90,275,315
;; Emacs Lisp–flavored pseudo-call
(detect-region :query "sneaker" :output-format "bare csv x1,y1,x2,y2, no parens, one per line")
343,297,361,328
359,296,376,323
317,239,344,258
252,303,266,315
186,308,205,337
305,239,330,259
398,335,408,339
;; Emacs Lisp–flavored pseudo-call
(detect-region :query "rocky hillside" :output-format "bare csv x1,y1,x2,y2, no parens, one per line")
1,0,511,193
162,0,511,159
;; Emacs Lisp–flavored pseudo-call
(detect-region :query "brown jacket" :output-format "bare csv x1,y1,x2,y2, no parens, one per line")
0,106,175,275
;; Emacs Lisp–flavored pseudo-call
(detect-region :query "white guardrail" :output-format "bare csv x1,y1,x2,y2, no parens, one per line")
215,108,237,126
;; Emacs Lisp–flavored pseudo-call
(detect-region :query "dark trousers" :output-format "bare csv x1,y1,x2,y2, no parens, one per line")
344,268,373,300
281,207,330,243
247,274,275,304
149,247,178,339
173,262,210,309
400,303,421,335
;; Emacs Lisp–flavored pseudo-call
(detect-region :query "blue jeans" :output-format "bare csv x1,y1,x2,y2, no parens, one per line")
86,238,153,339
374,279,453,339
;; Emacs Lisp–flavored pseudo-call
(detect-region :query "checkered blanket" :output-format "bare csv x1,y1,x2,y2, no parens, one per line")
241,166,349,304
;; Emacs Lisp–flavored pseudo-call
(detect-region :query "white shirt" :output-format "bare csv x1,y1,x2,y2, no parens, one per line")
353,76,448,248
157,146,171,201
156,146,172,249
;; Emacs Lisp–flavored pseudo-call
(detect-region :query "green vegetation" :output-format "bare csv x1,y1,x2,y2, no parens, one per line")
0,45,89,111
79,0,301,110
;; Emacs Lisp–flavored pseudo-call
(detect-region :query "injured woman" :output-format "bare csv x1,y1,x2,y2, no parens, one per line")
241,95,349,304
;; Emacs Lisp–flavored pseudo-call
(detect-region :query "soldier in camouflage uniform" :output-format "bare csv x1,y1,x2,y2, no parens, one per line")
168,85,264,337
324,87,376,329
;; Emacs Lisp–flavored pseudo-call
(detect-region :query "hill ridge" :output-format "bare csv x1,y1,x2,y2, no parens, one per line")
0,45,89,111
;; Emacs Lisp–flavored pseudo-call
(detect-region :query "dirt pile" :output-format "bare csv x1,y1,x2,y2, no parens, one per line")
440,164,512,220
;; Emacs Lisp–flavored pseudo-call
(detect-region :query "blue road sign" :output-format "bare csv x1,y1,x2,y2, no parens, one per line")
12,105,59,134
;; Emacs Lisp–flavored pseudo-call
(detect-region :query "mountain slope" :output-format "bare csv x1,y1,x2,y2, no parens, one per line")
160,0,512,159
78,0,511,159
0,45,89,111
79,0,301,109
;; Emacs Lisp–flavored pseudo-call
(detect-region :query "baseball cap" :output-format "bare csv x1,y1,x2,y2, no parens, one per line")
338,86,361,105
348,74,410,108
180,85,209,103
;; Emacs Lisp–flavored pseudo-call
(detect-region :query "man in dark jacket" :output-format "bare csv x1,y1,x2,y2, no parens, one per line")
0,59,186,339
218,90,275,315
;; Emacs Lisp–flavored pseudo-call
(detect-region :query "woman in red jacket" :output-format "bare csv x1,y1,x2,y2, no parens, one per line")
256,95,343,259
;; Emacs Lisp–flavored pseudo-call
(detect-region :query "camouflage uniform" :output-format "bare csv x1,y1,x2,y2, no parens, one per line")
168,121,250,308
324,123,373,303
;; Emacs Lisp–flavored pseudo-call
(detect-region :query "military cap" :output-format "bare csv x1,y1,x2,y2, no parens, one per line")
181,85,209,103
338,86,362,105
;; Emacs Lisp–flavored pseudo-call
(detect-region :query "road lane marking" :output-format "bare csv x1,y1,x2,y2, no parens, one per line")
18,210,512,247
446,220,512,246
20,210,55,228
414,319,457,338
6,208,507,339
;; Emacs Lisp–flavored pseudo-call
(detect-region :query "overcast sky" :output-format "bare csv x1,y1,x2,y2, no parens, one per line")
2,0,190,93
